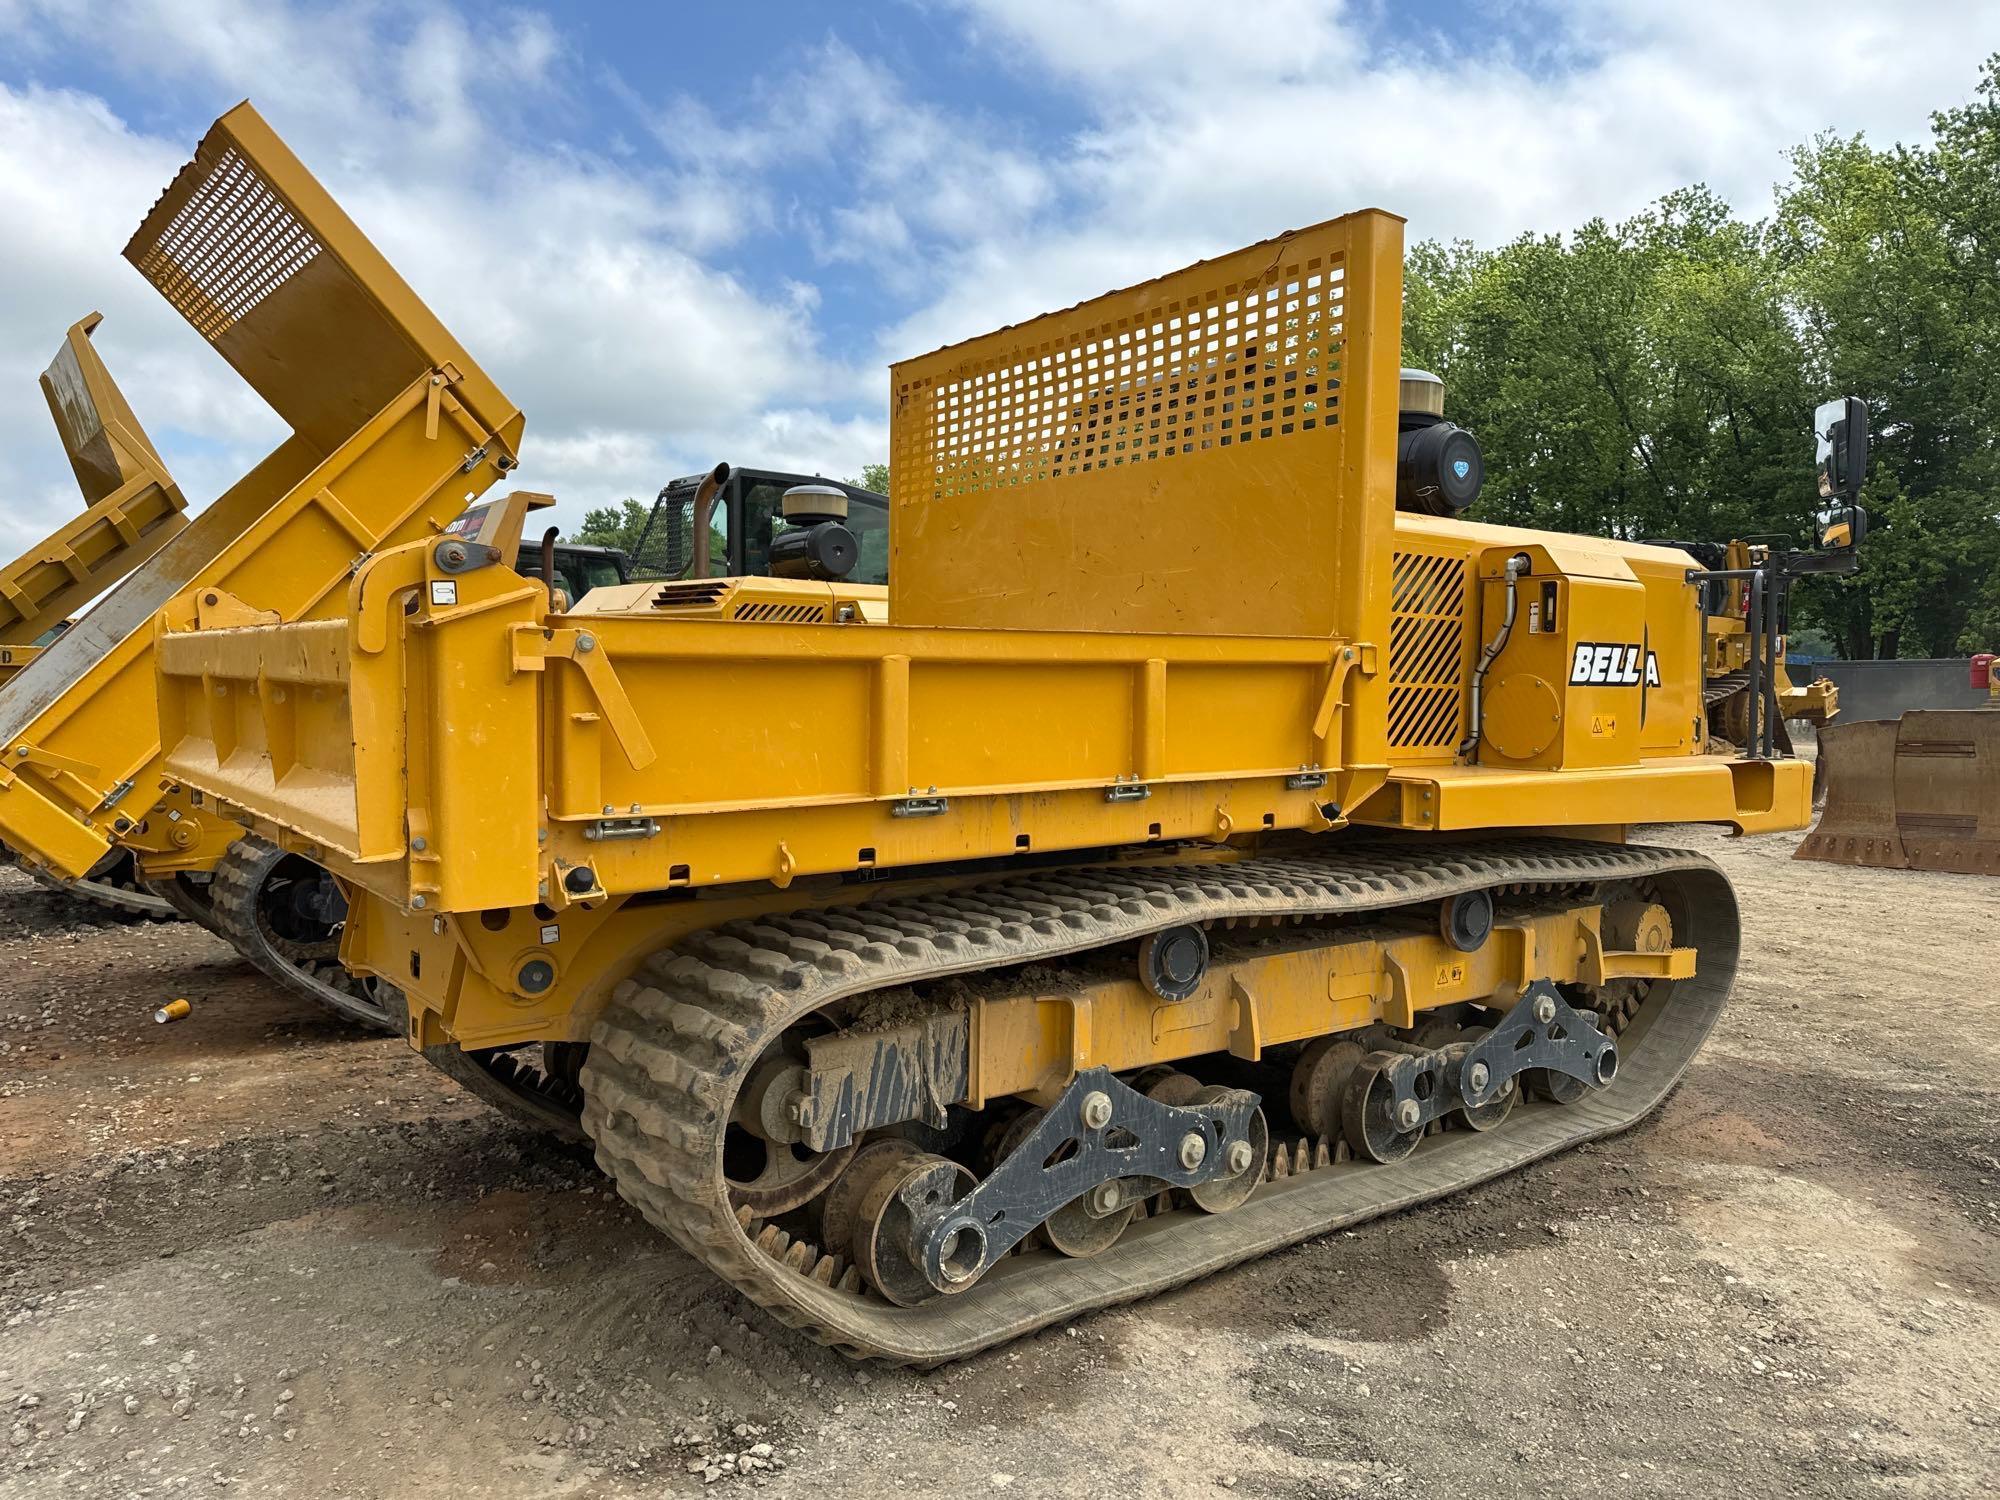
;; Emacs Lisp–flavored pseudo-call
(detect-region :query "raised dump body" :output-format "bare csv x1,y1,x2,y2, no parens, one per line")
0,315,191,682
0,103,522,910
155,194,1810,1363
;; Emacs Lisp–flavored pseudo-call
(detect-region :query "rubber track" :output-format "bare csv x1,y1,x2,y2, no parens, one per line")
17,851,177,923
209,837,401,1032
579,837,1738,1365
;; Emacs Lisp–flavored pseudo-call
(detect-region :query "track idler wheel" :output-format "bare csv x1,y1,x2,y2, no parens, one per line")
726,1044,858,1216
1289,1037,1367,1139
1185,1084,1266,1213
853,1153,976,1307
1342,1055,1424,1163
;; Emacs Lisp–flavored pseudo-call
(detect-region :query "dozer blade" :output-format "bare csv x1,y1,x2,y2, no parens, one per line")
1796,711,2000,875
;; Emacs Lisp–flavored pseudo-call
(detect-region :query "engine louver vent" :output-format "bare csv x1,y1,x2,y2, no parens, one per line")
1387,548,1470,756
651,580,731,608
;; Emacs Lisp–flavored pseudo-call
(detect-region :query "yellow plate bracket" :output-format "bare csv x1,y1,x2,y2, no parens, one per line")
511,626,657,772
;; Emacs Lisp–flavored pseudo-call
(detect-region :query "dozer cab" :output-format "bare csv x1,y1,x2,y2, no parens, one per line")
151,108,1824,1364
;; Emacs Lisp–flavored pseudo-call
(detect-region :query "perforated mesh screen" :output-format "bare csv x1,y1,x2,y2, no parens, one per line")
1387,549,1470,754
129,146,323,344
894,258,1344,499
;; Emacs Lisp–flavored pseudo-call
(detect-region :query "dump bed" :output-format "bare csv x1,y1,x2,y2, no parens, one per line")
0,102,522,881
0,314,190,662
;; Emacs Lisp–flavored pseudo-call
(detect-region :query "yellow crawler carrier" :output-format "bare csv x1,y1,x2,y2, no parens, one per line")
0,103,521,984
5,313,190,678
156,161,1817,1361
0,314,193,914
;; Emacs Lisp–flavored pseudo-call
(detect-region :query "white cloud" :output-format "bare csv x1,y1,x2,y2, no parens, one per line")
890,0,2000,356
0,1,878,551
1,0,1993,559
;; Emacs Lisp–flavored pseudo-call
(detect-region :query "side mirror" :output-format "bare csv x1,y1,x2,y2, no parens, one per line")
1815,396,1868,505
1818,503,1868,551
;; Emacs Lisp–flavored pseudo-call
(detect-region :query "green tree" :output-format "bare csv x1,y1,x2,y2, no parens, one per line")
571,497,652,553
848,463,890,495
1405,55,2000,658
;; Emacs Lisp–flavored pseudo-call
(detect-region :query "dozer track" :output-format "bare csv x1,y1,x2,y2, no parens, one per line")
209,837,403,1031
579,836,1737,1364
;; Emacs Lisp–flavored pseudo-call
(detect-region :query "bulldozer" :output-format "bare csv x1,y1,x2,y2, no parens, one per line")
1689,539,1840,748
138,104,1843,1363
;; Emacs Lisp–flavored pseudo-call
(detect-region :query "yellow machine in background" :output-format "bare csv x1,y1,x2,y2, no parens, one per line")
0,314,196,914
0,103,522,1006
149,106,1832,1363
4,312,191,675
1696,539,1838,747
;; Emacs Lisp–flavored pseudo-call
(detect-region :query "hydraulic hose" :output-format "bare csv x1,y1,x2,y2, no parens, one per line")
1459,553,1529,762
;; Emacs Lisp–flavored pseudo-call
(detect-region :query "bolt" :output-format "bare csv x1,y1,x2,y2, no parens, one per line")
1467,1061,1490,1094
411,836,427,852
1089,1182,1121,1215
1079,1091,1113,1130
786,1093,812,1128
1395,1099,1421,1132
439,541,467,568
1177,1132,1207,1171
1226,1140,1254,1177
13,746,25,758
577,633,596,653
1534,994,1558,1025
411,894,427,911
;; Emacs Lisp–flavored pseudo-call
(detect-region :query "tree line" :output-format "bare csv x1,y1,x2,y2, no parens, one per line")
1405,58,1999,659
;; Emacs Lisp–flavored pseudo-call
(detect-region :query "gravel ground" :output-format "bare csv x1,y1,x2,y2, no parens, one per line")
0,825,1995,1499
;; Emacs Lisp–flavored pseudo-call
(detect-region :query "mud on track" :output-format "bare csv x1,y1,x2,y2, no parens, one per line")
1,828,1995,1499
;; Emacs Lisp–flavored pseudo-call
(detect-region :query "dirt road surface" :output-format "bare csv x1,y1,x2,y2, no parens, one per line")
2,827,1995,1499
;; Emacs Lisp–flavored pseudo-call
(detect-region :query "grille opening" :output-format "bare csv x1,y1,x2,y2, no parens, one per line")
652,579,731,609
1386,548,1470,754
130,145,324,344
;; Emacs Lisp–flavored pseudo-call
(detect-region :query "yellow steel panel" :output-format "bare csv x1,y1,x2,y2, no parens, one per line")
1,315,190,644
889,208,1404,650
908,661,1133,791
124,103,515,457
0,102,522,884
1162,663,1322,779
39,312,169,502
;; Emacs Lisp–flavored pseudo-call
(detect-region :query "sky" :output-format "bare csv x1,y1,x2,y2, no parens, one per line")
1,0,1996,549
